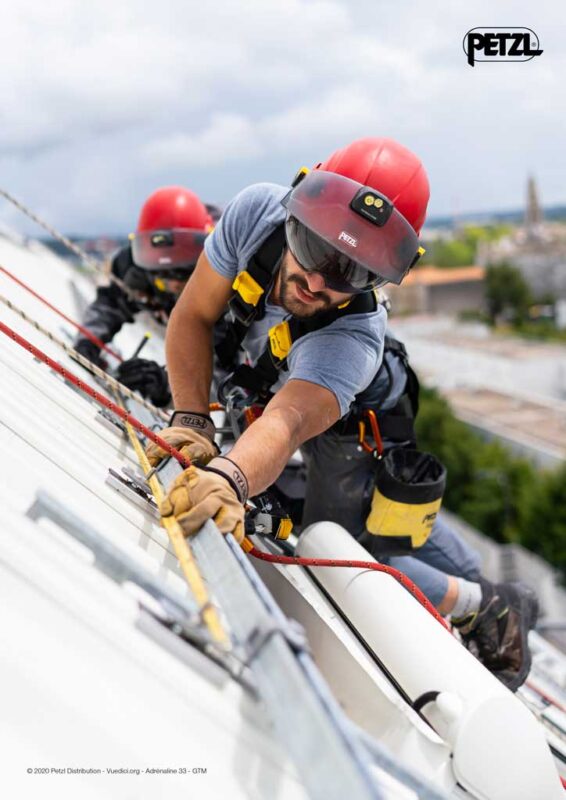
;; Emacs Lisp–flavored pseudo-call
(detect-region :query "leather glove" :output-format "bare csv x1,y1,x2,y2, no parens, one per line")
74,338,107,369
114,358,171,407
159,456,248,543
145,411,219,467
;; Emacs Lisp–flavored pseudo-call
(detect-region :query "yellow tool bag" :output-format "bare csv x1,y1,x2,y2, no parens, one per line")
362,448,446,557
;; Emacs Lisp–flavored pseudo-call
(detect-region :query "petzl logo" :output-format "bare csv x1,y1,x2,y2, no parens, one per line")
463,28,543,67
338,231,358,248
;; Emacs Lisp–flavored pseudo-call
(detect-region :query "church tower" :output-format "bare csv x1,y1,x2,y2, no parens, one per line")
525,175,543,236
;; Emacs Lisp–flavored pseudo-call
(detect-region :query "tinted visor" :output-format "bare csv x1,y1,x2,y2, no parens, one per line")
286,216,388,292
282,170,419,288
131,228,207,272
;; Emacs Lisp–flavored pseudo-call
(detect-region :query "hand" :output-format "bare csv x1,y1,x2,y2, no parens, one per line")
145,411,219,467
114,358,171,407
74,338,107,369
160,464,245,543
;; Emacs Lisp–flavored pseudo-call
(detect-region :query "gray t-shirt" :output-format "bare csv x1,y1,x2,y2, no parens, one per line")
205,183,387,416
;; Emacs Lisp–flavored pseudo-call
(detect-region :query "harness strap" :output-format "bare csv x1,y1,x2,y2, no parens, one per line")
216,224,287,369
229,291,378,400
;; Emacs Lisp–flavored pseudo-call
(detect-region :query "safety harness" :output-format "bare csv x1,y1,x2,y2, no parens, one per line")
215,223,418,447
217,224,374,391
338,335,420,448
216,224,446,555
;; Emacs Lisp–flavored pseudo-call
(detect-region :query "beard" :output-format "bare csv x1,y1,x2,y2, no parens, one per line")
278,253,343,319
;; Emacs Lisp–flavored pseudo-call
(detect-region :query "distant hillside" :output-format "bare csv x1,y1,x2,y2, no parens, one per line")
426,205,566,229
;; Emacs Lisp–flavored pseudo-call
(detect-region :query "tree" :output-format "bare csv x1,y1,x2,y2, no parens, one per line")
415,385,566,579
523,464,566,575
421,224,512,269
421,239,475,268
485,263,532,325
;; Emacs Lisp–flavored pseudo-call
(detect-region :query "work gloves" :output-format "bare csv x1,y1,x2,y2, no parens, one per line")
74,338,106,369
145,411,219,467
159,457,248,543
115,358,171,407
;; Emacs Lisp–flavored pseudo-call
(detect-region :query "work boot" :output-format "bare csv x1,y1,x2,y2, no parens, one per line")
452,579,538,692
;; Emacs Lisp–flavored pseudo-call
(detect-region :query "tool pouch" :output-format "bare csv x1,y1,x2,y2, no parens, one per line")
360,448,446,557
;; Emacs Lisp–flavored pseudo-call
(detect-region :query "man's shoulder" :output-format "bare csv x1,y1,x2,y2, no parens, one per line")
333,302,385,331
205,183,288,280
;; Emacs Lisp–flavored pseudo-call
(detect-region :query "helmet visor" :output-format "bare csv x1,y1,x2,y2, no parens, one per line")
282,170,419,287
285,216,389,293
131,228,207,272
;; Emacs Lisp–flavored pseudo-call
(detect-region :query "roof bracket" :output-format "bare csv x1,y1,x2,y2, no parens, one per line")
244,617,310,666
105,467,160,520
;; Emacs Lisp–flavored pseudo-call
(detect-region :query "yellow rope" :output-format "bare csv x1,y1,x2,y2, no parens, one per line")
118,399,229,646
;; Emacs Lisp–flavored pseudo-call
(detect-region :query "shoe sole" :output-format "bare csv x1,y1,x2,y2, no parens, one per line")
505,582,539,692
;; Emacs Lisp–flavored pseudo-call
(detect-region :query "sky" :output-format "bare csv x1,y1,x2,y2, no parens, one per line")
0,0,564,235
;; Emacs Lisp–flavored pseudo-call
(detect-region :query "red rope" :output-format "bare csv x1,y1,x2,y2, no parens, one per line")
0,264,122,361
0,319,189,468
525,680,566,714
248,545,450,631
0,287,451,633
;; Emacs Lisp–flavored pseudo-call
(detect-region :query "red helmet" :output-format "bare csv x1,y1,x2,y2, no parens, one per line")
133,186,213,273
282,138,429,292
315,137,429,234
137,186,213,233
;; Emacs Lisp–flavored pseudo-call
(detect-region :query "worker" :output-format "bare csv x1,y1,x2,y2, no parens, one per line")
146,138,538,691
74,187,216,406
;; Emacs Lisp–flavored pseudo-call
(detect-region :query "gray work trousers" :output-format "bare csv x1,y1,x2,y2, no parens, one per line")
300,428,481,606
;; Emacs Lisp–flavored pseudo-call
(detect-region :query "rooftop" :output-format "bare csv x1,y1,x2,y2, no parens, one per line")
405,266,485,286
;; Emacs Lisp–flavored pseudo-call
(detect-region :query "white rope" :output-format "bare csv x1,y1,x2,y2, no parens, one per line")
0,187,131,294
0,291,170,421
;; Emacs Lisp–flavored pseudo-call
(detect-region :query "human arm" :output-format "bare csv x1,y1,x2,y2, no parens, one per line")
159,378,340,541
165,250,234,412
161,300,386,537
226,378,341,496
145,250,234,465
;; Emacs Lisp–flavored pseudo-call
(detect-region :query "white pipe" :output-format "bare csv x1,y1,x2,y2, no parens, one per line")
297,522,562,800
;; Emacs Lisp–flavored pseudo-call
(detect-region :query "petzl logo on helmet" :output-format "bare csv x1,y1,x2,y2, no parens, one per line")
338,231,358,248
463,28,543,67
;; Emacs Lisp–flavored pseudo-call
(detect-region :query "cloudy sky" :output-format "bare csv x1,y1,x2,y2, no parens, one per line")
0,0,564,235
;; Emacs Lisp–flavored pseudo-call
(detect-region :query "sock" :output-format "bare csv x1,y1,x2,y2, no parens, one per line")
452,578,483,619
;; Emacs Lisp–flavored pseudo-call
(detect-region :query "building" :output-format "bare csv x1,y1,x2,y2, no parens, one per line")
478,177,566,300
386,265,485,315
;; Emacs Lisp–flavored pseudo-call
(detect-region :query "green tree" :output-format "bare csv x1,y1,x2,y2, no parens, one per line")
421,224,512,269
415,385,566,578
485,263,532,324
421,239,475,268
461,224,513,251
523,464,566,575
